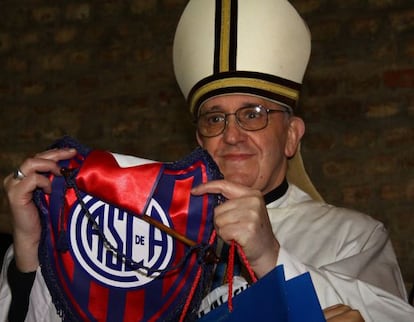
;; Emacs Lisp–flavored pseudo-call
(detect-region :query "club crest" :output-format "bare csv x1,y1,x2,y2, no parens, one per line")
69,195,174,288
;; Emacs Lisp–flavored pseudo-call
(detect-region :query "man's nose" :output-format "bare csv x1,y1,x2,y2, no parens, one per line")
222,115,246,143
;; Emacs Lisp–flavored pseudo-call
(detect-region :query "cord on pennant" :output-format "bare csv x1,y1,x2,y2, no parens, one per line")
225,241,258,313
235,243,257,283
179,230,218,321
227,240,236,312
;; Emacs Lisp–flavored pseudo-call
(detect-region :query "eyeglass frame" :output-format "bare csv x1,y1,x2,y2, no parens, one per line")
195,104,293,138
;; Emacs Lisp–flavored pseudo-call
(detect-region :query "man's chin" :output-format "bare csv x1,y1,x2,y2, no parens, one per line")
222,173,255,188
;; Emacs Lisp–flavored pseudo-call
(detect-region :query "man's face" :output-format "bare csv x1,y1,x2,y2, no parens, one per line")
196,94,304,194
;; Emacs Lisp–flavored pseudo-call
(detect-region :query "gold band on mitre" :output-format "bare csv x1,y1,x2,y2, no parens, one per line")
188,72,301,116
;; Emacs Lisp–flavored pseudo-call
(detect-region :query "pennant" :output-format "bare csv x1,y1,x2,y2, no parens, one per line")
35,137,222,321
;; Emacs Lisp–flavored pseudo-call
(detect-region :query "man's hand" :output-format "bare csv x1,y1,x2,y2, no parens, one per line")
192,179,279,278
3,148,77,272
324,304,365,322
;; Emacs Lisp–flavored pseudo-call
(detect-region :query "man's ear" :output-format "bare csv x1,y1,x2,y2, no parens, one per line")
285,116,305,158
196,130,204,148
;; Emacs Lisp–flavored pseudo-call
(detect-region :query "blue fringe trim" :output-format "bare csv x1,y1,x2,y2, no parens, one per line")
35,136,90,322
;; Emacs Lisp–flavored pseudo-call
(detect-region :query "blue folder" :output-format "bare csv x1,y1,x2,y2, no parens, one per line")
198,265,326,322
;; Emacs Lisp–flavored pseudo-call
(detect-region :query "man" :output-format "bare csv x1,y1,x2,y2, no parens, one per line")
0,0,413,321
174,0,414,320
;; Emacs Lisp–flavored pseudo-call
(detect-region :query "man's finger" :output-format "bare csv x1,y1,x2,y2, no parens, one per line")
323,304,352,319
191,179,260,199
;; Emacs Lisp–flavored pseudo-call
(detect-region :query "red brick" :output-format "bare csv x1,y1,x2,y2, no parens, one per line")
407,180,414,200
0,83,12,97
310,20,341,41
69,51,90,65
6,57,28,72
380,184,402,201
0,33,11,52
364,155,398,175
22,81,45,95
403,37,414,58
368,0,399,9
383,69,414,88
65,3,90,21
54,28,77,44
372,42,395,61
76,76,99,93
342,185,373,205
290,0,321,14
99,1,125,17
134,48,154,62
408,98,414,116
17,32,39,47
393,211,414,236
130,0,157,15
320,98,364,121
305,74,339,97
365,102,400,118
345,73,381,95
383,127,414,147
303,132,336,151
389,9,414,33
40,53,66,71
322,160,355,178
32,7,60,24
343,130,376,148
350,17,380,37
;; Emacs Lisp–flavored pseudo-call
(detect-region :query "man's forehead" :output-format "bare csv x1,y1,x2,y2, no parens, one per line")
200,94,281,111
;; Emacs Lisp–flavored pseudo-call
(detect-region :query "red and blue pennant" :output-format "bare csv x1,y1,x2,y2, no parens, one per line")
35,137,222,322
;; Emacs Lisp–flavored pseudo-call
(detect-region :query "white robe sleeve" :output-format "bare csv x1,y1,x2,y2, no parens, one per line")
277,221,414,322
0,246,60,322
276,247,307,280
0,246,12,322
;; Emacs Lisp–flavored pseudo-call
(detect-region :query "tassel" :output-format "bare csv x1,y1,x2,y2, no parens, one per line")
227,241,236,312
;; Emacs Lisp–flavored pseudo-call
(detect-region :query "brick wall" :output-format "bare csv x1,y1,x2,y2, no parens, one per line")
0,0,413,291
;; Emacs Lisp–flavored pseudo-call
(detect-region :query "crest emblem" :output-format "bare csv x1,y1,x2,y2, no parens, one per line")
69,195,174,288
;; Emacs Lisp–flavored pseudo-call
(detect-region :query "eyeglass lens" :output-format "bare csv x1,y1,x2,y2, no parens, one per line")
197,105,276,137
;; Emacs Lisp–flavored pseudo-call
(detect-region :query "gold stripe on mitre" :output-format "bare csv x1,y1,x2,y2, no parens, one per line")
189,76,300,115
218,0,232,72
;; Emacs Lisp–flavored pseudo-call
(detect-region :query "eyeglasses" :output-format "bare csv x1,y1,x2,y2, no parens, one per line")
196,104,291,137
